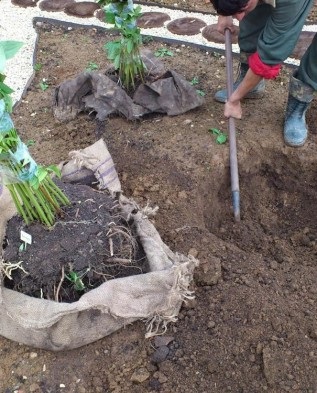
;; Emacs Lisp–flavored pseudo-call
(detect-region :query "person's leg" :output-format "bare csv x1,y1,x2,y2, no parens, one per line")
238,3,272,54
297,33,317,90
284,34,317,147
214,3,271,103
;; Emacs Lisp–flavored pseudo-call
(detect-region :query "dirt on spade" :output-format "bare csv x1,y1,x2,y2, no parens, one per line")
1,17,317,393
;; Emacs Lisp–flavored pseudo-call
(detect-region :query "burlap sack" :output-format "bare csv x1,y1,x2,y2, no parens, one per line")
0,139,198,351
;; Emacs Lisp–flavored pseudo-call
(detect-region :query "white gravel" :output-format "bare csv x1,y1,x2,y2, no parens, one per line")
0,0,316,104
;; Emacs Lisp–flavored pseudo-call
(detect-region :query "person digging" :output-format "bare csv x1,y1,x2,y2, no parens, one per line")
210,0,317,147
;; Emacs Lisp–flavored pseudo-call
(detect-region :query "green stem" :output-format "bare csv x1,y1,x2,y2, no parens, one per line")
22,184,52,227
7,184,30,225
31,187,55,226
40,181,60,210
39,183,61,213
15,182,39,221
45,176,70,206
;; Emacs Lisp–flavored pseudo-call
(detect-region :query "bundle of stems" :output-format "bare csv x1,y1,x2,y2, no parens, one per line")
0,40,70,227
0,127,70,227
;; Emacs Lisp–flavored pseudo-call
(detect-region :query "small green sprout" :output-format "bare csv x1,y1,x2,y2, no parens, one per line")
196,89,206,97
34,63,43,72
142,35,154,44
154,48,174,57
189,77,206,96
26,139,35,147
190,76,199,86
209,128,227,145
39,79,49,91
66,269,89,291
19,242,27,252
86,61,99,71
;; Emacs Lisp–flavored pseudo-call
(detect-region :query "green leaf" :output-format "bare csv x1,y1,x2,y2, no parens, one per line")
36,167,48,183
0,50,6,73
29,176,40,189
0,41,23,71
209,128,220,135
154,48,174,58
86,61,99,71
46,164,61,178
39,81,49,91
208,128,227,144
3,95,13,113
0,81,14,95
105,41,120,60
114,54,121,70
190,77,199,85
0,41,23,59
19,242,26,252
105,10,116,24
26,140,35,147
126,39,133,54
196,89,205,97
216,134,227,144
34,63,42,71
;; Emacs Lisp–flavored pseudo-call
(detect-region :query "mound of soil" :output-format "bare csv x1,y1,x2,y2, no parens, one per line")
2,18,317,393
3,181,147,302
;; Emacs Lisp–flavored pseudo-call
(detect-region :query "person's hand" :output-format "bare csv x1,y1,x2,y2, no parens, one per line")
216,16,235,34
224,99,242,119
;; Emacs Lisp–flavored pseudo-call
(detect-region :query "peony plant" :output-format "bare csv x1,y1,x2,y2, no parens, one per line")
97,0,146,90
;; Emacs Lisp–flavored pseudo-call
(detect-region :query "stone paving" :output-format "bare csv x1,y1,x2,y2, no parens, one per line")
1,0,317,103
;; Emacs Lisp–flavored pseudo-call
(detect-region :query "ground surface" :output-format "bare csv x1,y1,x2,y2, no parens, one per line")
1,4,317,393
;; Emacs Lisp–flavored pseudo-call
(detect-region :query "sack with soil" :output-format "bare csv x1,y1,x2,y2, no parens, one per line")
0,138,199,351
53,49,205,122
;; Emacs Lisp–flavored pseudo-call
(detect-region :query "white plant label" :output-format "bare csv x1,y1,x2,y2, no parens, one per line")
20,230,32,245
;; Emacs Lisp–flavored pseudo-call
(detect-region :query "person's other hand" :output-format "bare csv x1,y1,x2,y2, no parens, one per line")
216,16,235,34
224,99,242,119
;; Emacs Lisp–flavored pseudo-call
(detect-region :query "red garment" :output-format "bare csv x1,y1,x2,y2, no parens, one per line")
249,52,281,79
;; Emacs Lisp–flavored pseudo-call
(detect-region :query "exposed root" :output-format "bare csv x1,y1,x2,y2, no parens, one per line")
0,259,29,280
55,265,65,302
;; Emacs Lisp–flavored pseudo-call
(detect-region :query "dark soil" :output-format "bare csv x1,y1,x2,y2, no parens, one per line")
3,181,147,302
1,7,317,393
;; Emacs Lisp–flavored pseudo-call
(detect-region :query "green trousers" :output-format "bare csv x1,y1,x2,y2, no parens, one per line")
238,0,316,90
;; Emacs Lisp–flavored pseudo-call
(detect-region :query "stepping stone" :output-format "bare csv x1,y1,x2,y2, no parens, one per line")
39,0,75,12
137,12,171,29
11,0,38,7
167,17,207,36
291,31,315,59
64,1,100,18
202,24,239,44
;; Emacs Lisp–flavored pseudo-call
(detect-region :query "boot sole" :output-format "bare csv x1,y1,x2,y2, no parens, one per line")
284,139,306,148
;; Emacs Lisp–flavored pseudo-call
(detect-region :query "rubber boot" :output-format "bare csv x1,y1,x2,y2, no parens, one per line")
284,75,315,147
214,62,265,103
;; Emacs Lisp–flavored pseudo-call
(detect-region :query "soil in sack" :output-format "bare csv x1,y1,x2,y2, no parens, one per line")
2,180,148,303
